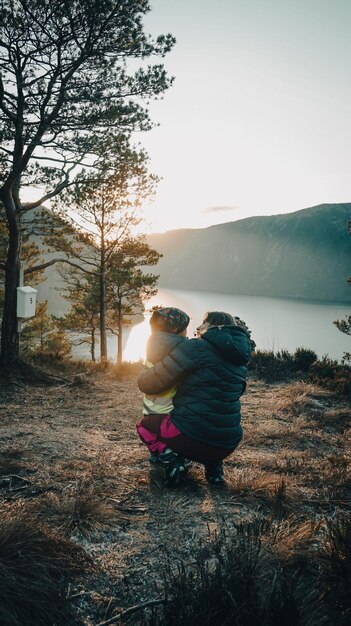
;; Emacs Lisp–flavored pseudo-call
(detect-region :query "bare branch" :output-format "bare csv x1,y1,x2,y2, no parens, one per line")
23,175,105,210
0,74,16,121
24,258,99,276
96,598,167,626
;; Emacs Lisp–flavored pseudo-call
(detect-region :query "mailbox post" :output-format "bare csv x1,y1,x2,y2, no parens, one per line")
16,286,38,320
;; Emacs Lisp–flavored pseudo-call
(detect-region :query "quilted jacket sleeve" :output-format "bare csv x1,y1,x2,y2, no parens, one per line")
137,341,198,394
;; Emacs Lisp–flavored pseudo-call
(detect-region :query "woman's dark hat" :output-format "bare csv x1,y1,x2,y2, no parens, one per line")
203,311,235,326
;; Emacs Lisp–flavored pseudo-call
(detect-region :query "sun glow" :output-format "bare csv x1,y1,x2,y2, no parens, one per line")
122,288,199,362
123,318,150,362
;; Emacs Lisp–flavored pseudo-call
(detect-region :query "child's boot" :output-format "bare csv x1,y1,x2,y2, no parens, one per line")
159,448,187,486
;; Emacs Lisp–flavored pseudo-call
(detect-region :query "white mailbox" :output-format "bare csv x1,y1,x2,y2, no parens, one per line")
16,286,38,318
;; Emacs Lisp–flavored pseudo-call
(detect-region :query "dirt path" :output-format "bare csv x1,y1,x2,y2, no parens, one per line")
1,372,350,624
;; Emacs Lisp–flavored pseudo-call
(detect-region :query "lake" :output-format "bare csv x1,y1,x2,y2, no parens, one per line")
121,288,350,363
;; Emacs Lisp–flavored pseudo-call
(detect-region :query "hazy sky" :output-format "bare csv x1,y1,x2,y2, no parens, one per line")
137,0,351,232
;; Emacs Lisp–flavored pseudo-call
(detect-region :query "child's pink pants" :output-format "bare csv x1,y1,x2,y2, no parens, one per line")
136,413,236,463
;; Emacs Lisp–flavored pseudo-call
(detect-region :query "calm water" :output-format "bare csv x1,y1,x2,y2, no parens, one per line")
121,288,350,362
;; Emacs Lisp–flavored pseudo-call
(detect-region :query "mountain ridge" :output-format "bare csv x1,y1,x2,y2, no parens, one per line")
146,203,351,303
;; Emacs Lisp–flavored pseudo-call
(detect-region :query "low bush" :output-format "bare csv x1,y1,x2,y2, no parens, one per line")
319,515,351,625
115,359,145,378
309,356,351,397
250,348,349,395
249,350,292,381
310,355,339,379
249,348,303,381
293,347,318,372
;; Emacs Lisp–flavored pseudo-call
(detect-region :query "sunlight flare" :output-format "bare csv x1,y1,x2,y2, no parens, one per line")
123,319,150,362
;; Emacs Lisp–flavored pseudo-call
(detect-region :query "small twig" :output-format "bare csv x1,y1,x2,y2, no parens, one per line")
104,596,114,620
9,484,31,493
0,474,30,483
106,497,147,513
8,379,26,389
118,506,147,514
96,598,167,625
68,589,96,599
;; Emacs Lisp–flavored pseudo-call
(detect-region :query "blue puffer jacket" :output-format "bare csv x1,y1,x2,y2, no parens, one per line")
137,325,251,449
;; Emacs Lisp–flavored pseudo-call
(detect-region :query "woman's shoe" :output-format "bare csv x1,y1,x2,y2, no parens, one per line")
205,461,225,484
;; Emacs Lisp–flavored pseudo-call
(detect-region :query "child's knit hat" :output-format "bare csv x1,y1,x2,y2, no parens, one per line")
150,307,190,334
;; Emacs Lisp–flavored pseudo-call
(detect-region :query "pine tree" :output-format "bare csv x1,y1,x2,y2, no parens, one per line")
57,272,101,362
46,143,159,360
1,206,45,309
20,301,70,360
109,240,159,365
0,0,174,372
57,236,160,363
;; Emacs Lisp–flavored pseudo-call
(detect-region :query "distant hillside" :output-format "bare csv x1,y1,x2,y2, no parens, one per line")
146,203,351,302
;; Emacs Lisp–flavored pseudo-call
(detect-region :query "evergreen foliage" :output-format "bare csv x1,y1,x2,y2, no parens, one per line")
0,0,174,370
20,301,71,361
249,347,317,381
249,348,350,397
108,239,159,364
0,206,46,307
48,149,161,361
57,272,101,361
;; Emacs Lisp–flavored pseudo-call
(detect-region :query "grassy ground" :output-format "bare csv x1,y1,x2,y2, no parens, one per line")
0,368,350,625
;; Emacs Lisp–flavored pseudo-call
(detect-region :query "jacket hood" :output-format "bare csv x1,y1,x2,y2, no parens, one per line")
202,325,251,365
146,330,187,363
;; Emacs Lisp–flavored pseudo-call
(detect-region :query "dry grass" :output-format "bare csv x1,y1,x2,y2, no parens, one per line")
40,484,118,537
147,514,351,626
276,381,330,414
0,513,90,626
0,446,27,476
148,516,323,626
226,472,303,519
0,374,350,624
309,407,351,432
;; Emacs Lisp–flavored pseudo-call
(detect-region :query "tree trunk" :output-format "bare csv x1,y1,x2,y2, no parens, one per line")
91,328,96,362
0,192,21,372
40,325,44,353
117,302,123,366
100,288,107,359
99,250,107,360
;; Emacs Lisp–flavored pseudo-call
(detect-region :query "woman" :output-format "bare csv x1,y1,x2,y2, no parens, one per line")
137,311,252,485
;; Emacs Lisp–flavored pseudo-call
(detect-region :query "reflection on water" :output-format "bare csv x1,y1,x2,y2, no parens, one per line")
122,288,351,362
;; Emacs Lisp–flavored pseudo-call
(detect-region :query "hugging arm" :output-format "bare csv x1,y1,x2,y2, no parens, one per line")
137,343,196,394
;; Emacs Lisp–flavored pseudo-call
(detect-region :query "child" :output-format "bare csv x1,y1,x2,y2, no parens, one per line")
137,307,191,477
142,307,190,417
